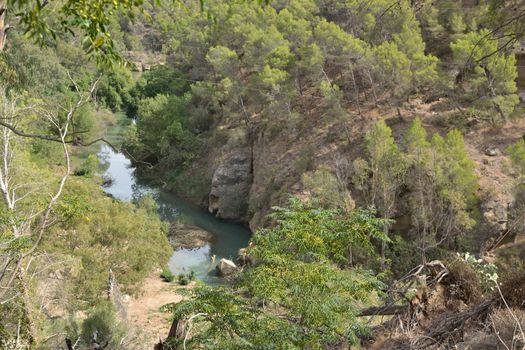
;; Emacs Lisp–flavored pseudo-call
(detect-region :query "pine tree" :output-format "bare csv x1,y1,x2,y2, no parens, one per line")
404,120,478,258
354,120,407,268
508,139,525,178
451,29,520,124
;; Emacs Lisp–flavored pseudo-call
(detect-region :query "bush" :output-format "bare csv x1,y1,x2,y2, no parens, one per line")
177,274,190,285
499,272,525,308
160,268,175,283
79,301,126,347
386,235,422,278
177,270,195,285
74,154,99,177
489,308,525,348
457,252,498,293
447,257,483,304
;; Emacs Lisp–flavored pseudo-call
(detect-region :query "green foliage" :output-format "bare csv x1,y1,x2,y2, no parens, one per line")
177,270,195,285
1,32,70,95
74,154,99,177
372,41,412,99
508,139,525,177
123,0,444,180
134,194,158,214
451,29,519,123
386,235,422,278
302,166,354,211
405,119,477,253
122,65,202,179
161,268,175,283
177,273,190,286
163,287,300,350
95,66,134,111
457,252,498,293
419,0,491,51
135,93,199,167
5,0,147,63
207,45,241,78
127,66,190,113
167,198,389,348
44,178,172,303
252,197,389,267
354,119,478,260
354,120,408,221
65,300,127,349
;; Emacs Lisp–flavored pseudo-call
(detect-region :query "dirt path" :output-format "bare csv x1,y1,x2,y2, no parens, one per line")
124,273,191,347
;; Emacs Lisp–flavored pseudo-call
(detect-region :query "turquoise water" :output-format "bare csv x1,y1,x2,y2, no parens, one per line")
97,144,251,284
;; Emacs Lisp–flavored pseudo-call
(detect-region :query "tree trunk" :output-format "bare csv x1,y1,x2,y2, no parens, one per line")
367,69,379,107
350,66,361,116
0,0,8,52
347,244,353,267
380,224,388,271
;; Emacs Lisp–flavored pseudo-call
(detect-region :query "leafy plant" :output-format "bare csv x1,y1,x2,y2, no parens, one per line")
165,198,389,348
161,268,175,283
457,252,498,293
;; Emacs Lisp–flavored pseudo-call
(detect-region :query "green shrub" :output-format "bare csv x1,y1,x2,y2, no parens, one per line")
456,252,498,293
74,154,99,177
177,270,195,285
160,268,175,283
177,274,190,285
79,301,126,347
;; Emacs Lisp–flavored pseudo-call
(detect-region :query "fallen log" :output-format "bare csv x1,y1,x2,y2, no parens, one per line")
415,298,496,348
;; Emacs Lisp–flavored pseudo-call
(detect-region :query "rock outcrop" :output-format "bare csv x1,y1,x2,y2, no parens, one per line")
168,223,213,249
208,150,252,221
216,258,237,277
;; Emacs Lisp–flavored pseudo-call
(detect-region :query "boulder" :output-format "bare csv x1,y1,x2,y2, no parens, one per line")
168,223,213,249
216,258,237,277
484,146,500,157
237,247,254,267
482,199,509,232
208,150,252,221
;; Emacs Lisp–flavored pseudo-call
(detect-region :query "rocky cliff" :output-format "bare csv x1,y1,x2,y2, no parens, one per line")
184,98,525,255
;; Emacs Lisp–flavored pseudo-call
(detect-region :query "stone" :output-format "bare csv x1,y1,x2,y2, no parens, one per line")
168,223,213,249
237,247,253,267
208,150,252,221
482,199,509,232
484,147,500,157
216,258,237,277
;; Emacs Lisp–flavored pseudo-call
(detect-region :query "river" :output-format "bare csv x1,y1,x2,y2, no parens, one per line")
97,143,251,284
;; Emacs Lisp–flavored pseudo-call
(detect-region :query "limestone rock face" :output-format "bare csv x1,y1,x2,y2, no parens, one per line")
208,150,252,221
482,199,509,233
216,258,237,277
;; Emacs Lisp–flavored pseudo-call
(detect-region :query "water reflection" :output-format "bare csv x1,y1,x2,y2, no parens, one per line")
98,144,251,284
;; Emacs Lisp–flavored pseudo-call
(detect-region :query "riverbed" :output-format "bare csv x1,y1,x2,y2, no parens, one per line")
97,144,251,284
